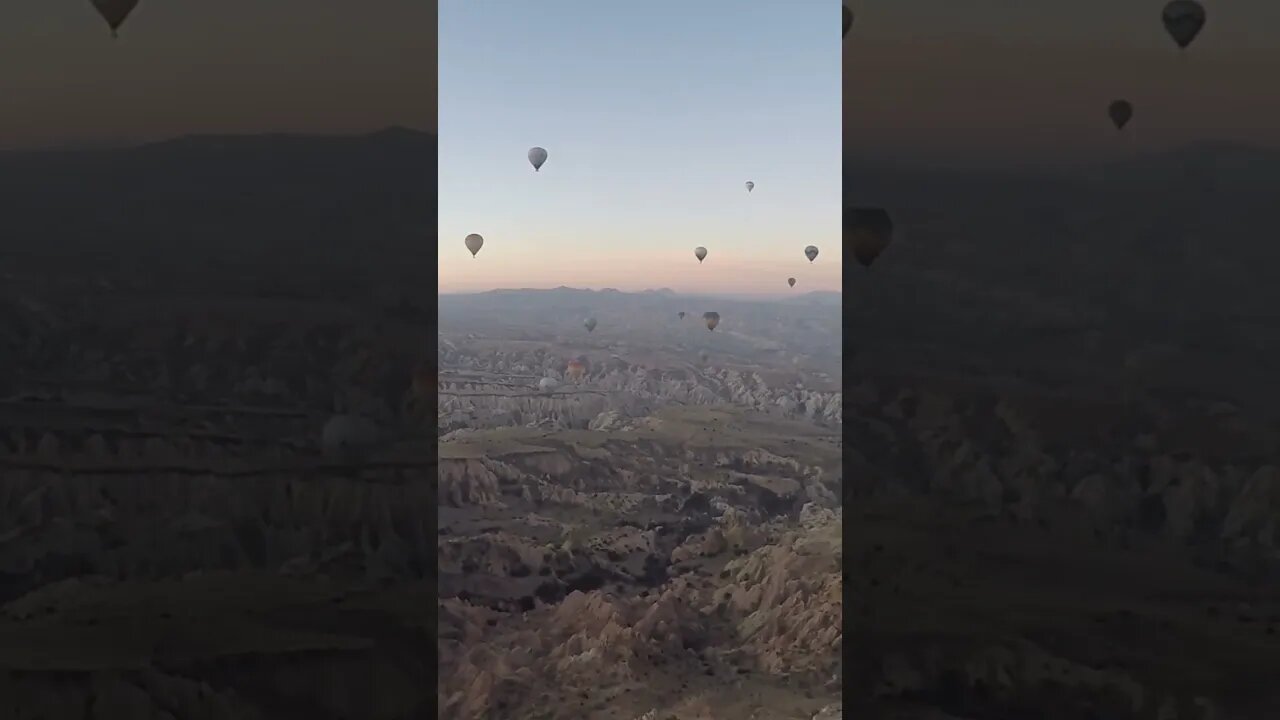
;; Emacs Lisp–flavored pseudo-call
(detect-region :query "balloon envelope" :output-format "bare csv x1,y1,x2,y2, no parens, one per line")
528,146,548,171
845,207,895,268
703,312,720,331
745,181,754,193
1161,0,1205,49
91,0,139,34
694,246,708,263
464,233,484,257
1108,100,1133,130
804,245,819,263
678,311,686,319
583,317,598,333
788,277,796,288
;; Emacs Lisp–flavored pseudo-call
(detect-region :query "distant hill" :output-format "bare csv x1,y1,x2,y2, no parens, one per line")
845,141,1280,206
840,141,1280,415
781,291,841,307
0,127,437,272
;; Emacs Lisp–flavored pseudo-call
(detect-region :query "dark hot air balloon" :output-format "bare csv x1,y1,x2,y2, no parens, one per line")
845,207,894,268
1108,100,1134,130
91,0,139,37
703,312,720,331
1162,0,1205,50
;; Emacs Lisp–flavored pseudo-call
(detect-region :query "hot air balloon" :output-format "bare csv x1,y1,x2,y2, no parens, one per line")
1162,0,1205,50
678,311,686,320
788,277,796,288
745,181,755,193
464,234,484,258
843,5,853,38
694,246,708,263
528,147,548,171
566,359,586,382
91,0,139,37
538,377,560,392
584,317,598,333
703,312,720,331
845,207,895,268
804,245,819,263
1108,100,1133,130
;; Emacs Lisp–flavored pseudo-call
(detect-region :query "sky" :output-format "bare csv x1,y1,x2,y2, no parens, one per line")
8,1,1279,292
0,0,435,150
844,0,1280,167
436,0,843,296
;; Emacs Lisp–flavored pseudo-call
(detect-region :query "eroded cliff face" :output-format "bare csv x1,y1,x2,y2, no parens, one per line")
840,380,1280,719
844,382,1280,565
0,303,444,719
438,347,842,435
433,404,844,720
438,506,843,720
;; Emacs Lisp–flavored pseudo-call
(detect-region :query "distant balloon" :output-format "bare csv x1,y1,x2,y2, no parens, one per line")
91,0,139,37
804,245,819,263
464,233,484,258
1161,0,1205,50
787,277,796,288
678,311,686,320
703,312,720,332
566,360,586,382
583,317,598,333
843,5,853,38
694,246,708,264
745,181,755,193
845,207,895,268
538,377,560,392
1108,100,1134,130
528,147,548,171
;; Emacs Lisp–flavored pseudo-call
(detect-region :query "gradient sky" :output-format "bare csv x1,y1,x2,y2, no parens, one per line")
437,0,843,295
845,1,1280,166
0,1,434,150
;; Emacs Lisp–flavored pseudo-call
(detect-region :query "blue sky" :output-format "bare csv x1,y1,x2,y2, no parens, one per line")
437,0,842,294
